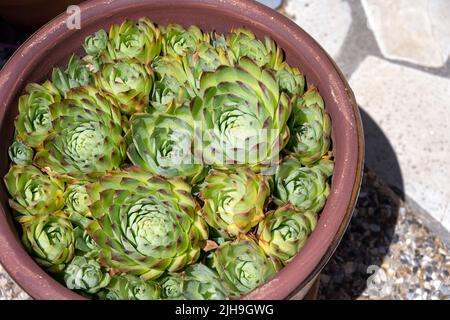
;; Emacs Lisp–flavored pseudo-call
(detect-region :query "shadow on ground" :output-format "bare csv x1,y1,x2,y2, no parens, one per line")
318,107,404,299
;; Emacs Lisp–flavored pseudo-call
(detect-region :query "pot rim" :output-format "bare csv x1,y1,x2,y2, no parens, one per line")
0,0,364,300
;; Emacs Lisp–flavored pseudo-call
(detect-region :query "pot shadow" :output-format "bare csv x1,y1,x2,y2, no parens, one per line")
318,107,405,299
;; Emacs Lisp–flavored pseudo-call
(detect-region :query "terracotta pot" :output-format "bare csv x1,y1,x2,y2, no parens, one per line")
0,0,84,30
0,0,364,300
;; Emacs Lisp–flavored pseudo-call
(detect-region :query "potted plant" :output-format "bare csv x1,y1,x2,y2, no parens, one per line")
0,0,363,300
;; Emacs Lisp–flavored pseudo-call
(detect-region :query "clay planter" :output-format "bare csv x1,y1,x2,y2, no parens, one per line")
0,0,364,300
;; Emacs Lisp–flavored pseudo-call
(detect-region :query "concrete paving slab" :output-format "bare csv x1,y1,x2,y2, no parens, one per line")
362,0,450,68
350,56,450,229
285,0,352,59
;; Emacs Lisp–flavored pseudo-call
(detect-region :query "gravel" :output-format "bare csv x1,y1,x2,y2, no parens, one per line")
319,167,450,300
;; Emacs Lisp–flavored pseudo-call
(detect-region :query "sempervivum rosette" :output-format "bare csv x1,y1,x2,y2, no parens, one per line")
63,256,111,294
34,86,126,180
20,211,75,272
274,62,305,97
14,81,61,147
150,55,193,112
125,105,205,183
159,273,184,300
52,54,94,96
210,235,280,297
158,264,229,300
184,42,232,92
161,24,204,57
8,141,34,165
3,165,64,217
287,87,331,165
99,275,161,300
2,20,336,300
273,157,334,213
183,264,229,300
95,60,153,114
226,28,283,68
106,18,162,64
85,167,208,280
192,57,291,172
198,168,270,237
257,205,317,263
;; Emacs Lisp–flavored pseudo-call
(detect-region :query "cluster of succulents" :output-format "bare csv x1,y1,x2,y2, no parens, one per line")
3,18,333,300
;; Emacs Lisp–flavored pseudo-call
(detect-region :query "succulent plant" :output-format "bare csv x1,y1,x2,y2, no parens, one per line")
85,167,208,280
64,183,91,217
184,42,232,92
125,105,205,182
3,21,335,300
287,87,331,165
162,24,204,57
4,165,64,217
226,28,282,68
257,205,317,263
183,264,229,300
14,81,61,147
20,211,74,272
100,275,161,300
150,55,193,112
64,256,110,294
73,227,98,257
52,54,94,96
198,168,270,236
210,235,280,297
274,62,305,97
34,86,126,180
191,57,291,172
107,18,162,64
8,141,34,165
95,60,153,114
84,29,108,57
159,273,185,300
273,157,334,213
